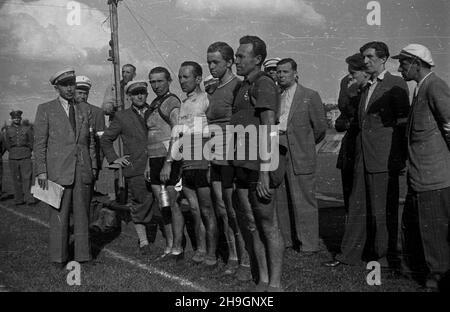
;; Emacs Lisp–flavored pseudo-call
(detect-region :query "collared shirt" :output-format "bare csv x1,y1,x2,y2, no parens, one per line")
278,82,297,131
179,90,209,136
132,104,148,119
414,71,433,97
231,70,280,171
59,96,70,117
364,69,387,111
178,90,210,170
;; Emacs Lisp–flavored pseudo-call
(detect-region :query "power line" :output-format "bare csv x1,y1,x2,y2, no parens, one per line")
122,1,177,77
129,0,204,60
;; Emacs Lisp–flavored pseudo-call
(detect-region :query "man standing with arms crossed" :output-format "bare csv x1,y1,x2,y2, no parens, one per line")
394,44,450,290
34,68,97,267
231,35,284,291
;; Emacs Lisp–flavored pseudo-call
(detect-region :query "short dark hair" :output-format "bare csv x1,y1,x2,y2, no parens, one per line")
239,35,267,65
122,64,136,72
207,42,234,63
149,66,172,82
359,41,390,59
345,53,367,71
180,61,202,78
277,58,298,71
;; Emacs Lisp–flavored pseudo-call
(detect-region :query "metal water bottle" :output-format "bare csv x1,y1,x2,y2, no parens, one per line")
160,185,170,208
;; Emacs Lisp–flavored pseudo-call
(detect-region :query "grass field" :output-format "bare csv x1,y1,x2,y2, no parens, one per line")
0,152,425,292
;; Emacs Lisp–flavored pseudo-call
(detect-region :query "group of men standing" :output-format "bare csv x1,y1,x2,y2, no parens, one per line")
4,34,447,292
331,42,450,290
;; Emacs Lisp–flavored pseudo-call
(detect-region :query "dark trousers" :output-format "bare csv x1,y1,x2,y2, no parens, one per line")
340,167,354,213
127,175,154,224
9,158,33,203
336,155,399,265
402,186,450,275
49,165,91,263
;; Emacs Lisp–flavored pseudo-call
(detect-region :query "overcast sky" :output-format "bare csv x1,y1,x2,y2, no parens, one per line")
0,0,449,124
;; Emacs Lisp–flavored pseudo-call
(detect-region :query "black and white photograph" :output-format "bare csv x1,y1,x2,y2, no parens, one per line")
0,0,449,300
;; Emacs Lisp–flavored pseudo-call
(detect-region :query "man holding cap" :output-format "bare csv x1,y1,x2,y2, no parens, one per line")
101,80,155,256
34,68,97,267
263,57,281,83
4,110,35,205
393,43,450,289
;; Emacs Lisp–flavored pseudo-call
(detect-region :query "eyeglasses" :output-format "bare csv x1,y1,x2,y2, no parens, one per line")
130,90,148,96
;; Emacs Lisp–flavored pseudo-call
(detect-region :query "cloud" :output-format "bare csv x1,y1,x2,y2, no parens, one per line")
174,0,325,26
0,0,110,62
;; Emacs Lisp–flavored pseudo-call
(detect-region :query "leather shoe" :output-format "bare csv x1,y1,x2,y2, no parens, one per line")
322,259,343,267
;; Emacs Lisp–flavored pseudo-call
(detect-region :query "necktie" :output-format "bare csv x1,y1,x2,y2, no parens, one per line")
68,102,76,133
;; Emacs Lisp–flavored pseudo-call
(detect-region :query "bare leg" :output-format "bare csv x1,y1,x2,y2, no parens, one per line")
151,184,173,253
249,189,284,288
183,186,206,255
197,186,218,261
168,186,184,254
236,188,268,285
212,181,238,261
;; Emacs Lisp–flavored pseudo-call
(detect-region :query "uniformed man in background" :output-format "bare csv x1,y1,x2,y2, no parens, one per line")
4,110,35,206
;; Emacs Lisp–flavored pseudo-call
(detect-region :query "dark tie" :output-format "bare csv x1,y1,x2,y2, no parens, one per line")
68,102,76,133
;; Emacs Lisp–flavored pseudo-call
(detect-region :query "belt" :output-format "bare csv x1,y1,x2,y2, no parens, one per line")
279,130,286,135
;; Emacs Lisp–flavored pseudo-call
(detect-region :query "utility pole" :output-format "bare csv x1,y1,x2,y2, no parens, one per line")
107,0,126,201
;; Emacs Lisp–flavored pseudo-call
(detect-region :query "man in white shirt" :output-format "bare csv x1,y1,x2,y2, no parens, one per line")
275,58,327,254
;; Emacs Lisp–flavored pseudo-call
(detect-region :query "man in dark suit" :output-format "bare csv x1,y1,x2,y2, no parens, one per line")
324,42,410,268
275,58,327,253
4,110,35,205
101,80,154,256
34,68,97,267
393,44,450,289
335,54,370,213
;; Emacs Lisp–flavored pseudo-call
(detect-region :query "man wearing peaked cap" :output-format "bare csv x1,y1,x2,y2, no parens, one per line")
49,67,76,86
4,109,35,205
124,80,148,94
34,68,97,267
101,78,155,256
263,57,281,83
394,43,450,290
75,75,106,206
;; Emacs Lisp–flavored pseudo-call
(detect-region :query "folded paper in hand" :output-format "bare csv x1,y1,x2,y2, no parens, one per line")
31,179,64,209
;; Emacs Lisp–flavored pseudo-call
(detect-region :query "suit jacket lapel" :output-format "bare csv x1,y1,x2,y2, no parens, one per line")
127,108,147,139
55,98,75,138
287,84,303,126
75,104,83,142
